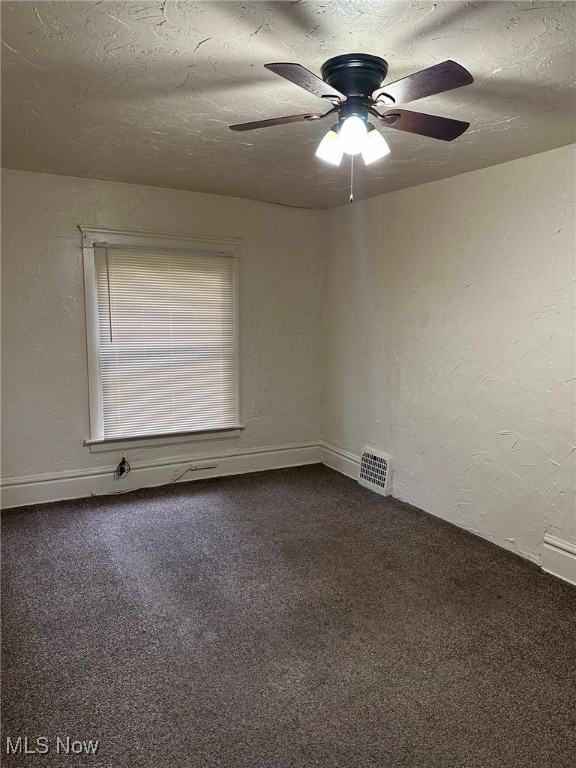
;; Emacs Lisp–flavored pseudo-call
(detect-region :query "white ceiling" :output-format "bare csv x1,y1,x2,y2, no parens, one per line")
2,1,575,208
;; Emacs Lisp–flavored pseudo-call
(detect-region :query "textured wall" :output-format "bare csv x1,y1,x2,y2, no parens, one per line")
2,147,575,565
1,169,326,479
323,145,576,563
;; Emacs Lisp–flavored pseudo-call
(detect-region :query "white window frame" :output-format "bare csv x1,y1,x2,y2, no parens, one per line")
80,226,243,452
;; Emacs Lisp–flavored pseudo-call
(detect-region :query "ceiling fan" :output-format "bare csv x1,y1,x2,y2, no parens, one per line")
230,54,473,166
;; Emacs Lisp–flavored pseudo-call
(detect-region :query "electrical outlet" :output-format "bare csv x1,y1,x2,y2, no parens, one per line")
114,453,131,480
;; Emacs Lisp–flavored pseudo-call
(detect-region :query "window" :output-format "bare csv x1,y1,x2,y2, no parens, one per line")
81,228,241,448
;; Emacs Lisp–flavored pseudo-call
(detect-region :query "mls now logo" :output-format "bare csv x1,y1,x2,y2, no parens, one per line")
6,736,100,755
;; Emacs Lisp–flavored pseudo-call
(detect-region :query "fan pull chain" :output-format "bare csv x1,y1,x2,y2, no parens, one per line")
349,155,354,203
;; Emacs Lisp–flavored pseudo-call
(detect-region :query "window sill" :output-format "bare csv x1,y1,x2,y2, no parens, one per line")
84,426,244,453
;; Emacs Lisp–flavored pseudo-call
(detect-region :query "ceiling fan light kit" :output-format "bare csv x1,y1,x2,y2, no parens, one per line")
315,122,390,166
230,52,473,179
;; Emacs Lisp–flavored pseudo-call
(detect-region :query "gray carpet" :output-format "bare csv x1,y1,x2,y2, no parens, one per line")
2,464,576,768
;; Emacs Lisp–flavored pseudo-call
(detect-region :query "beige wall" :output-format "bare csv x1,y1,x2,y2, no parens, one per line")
2,147,575,568
323,145,576,563
1,170,326,480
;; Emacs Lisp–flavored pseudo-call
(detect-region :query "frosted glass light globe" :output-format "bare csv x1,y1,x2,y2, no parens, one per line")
315,127,344,165
339,116,368,155
361,128,391,165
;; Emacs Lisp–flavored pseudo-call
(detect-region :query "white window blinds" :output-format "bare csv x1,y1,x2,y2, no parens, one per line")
94,247,238,439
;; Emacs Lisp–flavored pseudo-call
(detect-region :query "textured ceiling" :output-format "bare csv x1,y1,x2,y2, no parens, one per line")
1,1,575,208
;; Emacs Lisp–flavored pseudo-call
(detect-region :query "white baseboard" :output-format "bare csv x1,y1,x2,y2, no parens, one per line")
541,533,576,586
321,442,576,589
1,443,321,509
7,442,575,589
320,441,360,480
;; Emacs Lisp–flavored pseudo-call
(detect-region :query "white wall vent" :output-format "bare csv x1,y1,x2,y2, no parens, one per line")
358,447,392,496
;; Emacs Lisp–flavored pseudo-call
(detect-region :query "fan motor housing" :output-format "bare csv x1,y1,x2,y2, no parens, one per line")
321,53,388,98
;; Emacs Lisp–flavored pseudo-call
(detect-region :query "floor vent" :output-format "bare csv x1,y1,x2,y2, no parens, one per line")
358,448,391,496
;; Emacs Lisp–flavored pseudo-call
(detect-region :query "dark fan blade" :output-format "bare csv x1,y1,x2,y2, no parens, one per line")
265,63,346,102
230,112,327,131
379,109,469,141
373,60,473,105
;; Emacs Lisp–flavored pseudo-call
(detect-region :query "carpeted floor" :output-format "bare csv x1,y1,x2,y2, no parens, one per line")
2,464,576,768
